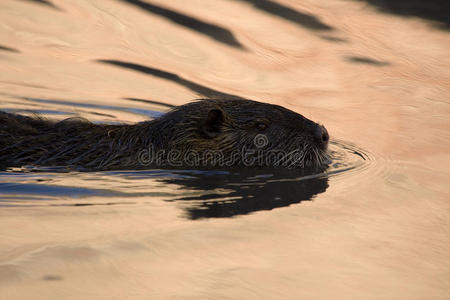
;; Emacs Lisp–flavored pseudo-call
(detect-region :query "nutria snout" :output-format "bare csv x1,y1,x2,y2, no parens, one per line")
313,125,329,150
0,99,330,170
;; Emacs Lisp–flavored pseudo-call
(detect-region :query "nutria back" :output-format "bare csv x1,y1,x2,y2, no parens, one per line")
0,99,329,170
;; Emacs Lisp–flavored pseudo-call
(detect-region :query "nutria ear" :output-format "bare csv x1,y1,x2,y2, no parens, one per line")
202,109,224,138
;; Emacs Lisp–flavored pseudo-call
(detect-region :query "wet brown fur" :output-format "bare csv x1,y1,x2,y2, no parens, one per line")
0,99,329,170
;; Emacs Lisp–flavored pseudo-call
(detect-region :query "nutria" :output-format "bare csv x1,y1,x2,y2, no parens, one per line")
0,99,330,170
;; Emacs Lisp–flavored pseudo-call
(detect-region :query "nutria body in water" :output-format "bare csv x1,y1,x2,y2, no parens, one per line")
0,99,329,170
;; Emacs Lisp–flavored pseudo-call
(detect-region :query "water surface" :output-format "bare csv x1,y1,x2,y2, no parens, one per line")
0,0,449,299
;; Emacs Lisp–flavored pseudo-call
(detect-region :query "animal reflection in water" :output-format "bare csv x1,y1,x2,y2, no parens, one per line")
159,169,328,219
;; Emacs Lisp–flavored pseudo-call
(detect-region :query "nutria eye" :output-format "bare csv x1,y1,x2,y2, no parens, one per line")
256,122,268,131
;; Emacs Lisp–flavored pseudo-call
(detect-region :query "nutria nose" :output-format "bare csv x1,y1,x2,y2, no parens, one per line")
314,125,329,149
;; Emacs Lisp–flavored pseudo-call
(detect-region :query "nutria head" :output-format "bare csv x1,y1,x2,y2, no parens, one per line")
147,99,330,169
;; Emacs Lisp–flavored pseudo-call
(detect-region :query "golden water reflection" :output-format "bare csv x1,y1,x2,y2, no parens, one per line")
0,0,449,299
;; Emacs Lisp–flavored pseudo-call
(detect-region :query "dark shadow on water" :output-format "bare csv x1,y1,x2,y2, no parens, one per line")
19,0,60,10
1,108,75,116
2,107,116,119
21,96,165,119
97,59,244,100
0,81,50,89
0,182,101,198
344,56,390,66
233,0,333,31
159,169,329,219
0,45,20,53
124,97,176,109
319,36,348,43
0,167,329,219
355,0,450,30
42,275,63,281
68,202,136,207
119,0,244,49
